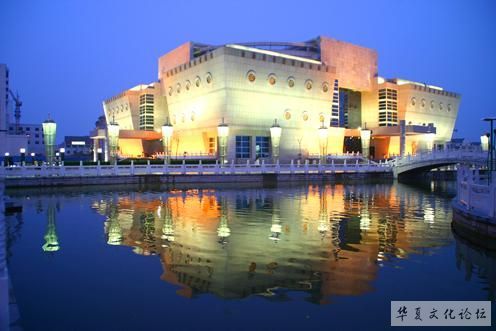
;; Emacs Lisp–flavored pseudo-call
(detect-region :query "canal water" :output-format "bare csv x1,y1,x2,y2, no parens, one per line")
5,180,495,330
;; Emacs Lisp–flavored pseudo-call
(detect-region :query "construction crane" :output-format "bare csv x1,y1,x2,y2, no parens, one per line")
8,90,21,134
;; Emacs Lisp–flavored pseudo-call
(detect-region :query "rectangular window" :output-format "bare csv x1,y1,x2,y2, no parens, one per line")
255,136,270,159
235,136,251,159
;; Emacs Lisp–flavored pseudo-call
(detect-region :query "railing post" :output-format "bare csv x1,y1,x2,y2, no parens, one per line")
199,159,203,175
290,160,294,174
130,160,135,176
113,160,118,176
230,159,235,174
147,160,151,175
181,159,186,175
261,159,266,174
304,159,309,174
97,160,101,176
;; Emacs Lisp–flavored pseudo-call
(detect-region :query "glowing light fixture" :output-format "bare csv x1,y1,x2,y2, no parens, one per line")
481,134,489,151
360,128,372,158
42,115,57,165
270,119,282,163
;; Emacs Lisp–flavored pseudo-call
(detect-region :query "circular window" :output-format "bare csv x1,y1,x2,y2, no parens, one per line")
319,113,325,123
168,87,173,96
176,83,181,93
206,73,212,84
305,80,313,90
268,74,277,85
195,76,201,87
284,110,291,120
430,100,435,109
247,70,256,82
439,102,443,110
185,80,191,91
302,111,309,121
447,104,452,112
421,98,426,108
288,77,295,88
411,97,416,106
322,82,329,93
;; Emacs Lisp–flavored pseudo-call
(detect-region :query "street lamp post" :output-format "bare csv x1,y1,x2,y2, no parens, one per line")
217,118,229,166
270,119,282,164
4,152,10,167
318,124,329,164
483,117,496,181
59,148,65,164
19,148,26,166
42,116,57,165
161,117,174,164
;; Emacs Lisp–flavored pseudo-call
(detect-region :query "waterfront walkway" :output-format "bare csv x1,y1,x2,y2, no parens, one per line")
0,159,390,178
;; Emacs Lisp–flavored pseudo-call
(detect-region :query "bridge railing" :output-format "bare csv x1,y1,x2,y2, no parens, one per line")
456,166,496,221
0,159,392,178
390,148,486,167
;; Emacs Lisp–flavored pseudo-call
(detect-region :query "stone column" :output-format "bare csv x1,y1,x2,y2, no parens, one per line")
93,139,100,162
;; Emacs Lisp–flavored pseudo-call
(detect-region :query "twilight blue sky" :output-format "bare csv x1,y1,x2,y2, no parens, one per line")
1,0,495,141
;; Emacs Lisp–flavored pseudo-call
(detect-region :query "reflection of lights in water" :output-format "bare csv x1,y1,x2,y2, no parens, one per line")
161,203,174,242
107,218,122,245
430,181,435,192
217,214,230,244
360,212,371,231
424,207,435,223
42,204,60,252
269,215,282,242
317,211,330,238
106,204,122,245
377,251,384,262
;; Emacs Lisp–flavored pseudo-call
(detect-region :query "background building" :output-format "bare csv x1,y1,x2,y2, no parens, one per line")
0,64,29,157
59,136,92,161
102,36,460,162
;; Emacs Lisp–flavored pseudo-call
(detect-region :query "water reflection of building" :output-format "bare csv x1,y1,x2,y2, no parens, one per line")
91,183,453,303
454,235,496,301
42,200,60,253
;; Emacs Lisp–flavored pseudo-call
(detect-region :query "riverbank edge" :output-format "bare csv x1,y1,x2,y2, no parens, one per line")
3,172,393,188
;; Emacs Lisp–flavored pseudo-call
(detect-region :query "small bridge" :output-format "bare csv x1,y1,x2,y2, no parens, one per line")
390,148,487,179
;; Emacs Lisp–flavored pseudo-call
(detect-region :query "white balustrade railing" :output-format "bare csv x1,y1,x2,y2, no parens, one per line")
0,159,392,178
390,149,486,167
456,166,496,221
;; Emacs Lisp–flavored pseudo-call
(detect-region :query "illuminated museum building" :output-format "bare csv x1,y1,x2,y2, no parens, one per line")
101,36,460,161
